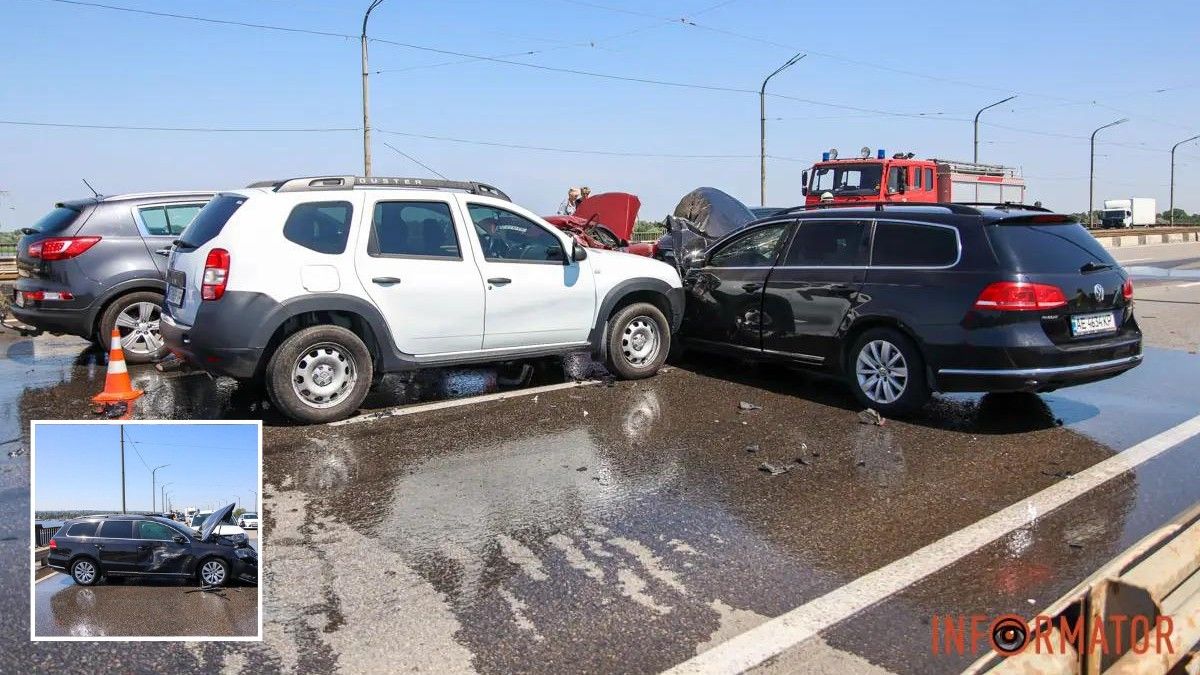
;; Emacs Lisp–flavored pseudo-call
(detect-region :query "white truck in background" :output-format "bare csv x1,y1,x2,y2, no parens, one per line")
1100,197,1156,229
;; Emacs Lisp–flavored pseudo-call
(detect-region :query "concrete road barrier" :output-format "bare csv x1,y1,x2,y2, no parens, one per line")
1094,229,1200,249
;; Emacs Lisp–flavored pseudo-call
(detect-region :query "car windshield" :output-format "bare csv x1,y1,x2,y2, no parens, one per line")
242,513,258,519
810,164,883,196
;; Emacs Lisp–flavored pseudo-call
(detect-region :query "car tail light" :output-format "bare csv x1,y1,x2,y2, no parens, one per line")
973,281,1067,311
48,539,57,550
1122,278,1133,301
28,236,101,261
201,248,230,301
23,290,74,302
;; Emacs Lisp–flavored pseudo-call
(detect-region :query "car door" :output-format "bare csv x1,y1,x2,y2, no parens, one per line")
460,198,596,350
353,197,487,355
134,201,208,275
135,520,192,575
94,520,139,573
680,221,793,353
760,219,870,364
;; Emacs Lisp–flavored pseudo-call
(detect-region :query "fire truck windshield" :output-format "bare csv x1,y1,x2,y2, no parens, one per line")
810,164,883,196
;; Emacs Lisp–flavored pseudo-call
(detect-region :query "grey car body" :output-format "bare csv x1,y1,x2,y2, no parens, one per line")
11,191,214,362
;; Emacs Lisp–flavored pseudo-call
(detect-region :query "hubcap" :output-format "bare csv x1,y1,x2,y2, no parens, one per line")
855,339,908,405
113,301,163,355
291,342,357,409
201,561,225,585
74,561,96,584
621,316,660,367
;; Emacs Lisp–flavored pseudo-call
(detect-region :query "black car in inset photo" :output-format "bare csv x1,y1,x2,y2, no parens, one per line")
47,503,256,587
679,202,1142,416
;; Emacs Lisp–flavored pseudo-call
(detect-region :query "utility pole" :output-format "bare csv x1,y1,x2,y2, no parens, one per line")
249,488,258,510
1089,118,1129,227
759,52,805,206
151,464,169,512
120,425,126,514
1170,134,1200,226
361,0,386,177
973,95,1016,163
161,482,173,515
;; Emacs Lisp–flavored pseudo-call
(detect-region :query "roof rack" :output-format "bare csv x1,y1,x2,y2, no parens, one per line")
776,202,983,216
247,176,510,201
955,201,1051,212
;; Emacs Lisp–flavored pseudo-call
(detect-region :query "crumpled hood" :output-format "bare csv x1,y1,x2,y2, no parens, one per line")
571,192,641,240
201,503,235,542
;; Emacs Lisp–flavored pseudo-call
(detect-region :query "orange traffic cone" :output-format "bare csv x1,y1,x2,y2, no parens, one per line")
92,328,144,403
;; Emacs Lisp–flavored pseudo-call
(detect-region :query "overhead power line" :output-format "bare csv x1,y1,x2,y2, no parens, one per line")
382,141,448,179
376,128,755,158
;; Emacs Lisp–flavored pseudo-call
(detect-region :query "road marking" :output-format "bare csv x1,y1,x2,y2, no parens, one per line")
34,571,61,584
1176,281,1200,288
664,413,1200,674
330,379,601,426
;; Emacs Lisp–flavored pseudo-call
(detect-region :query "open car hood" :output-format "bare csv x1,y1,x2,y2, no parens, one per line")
201,503,235,542
672,187,755,240
570,192,641,241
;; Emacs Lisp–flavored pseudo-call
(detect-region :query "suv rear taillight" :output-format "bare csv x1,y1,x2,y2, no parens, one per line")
201,248,230,301
28,236,101,261
1122,278,1134,301
973,281,1067,311
48,538,57,550
22,290,74,302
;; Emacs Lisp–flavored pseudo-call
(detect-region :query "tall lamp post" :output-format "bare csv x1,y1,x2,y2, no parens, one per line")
1089,118,1129,228
759,52,806,206
1170,134,1200,226
249,488,258,510
361,0,386,177
973,95,1016,163
160,482,173,514
151,464,170,513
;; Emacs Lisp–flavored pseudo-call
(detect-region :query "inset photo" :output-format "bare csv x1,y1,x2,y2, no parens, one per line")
30,421,261,641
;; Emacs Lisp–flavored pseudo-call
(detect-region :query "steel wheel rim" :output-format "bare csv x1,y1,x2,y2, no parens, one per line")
74,561,96,584
855,339,908,405
113,301,164,355
291,342,357,409
201,561,225,585
621,316,660,367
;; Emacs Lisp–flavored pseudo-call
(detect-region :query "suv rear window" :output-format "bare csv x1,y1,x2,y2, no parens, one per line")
987,222,1116,273
872,221,958,267
179,194,246,248
284,201,353,255
66,521,98,537
30,206,83,235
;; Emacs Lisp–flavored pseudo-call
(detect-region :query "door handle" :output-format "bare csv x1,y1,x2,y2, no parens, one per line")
137,545,150,550
155,247,172,257
488,277,512,286
371,276,401,285
742,283,762,292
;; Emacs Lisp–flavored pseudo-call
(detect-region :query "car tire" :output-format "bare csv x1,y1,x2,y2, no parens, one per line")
197,557,230,587
605,302,670,380
70,558,101,586
265,325,373,424
97,291,169,364
847,327,930,417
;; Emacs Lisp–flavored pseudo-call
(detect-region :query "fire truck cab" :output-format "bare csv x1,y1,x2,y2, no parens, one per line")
802,148,1026,206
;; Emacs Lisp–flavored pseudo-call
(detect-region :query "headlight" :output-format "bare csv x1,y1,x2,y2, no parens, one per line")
232,533,247,543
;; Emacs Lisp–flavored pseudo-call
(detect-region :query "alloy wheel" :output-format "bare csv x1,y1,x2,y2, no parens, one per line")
621,316,660,367
855,339,909,405
200,560,226,585
73,560,96,584
113,301,164,355
291,342,357,409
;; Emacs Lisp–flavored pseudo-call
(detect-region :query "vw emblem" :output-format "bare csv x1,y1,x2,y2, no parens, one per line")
1093,284,1105,302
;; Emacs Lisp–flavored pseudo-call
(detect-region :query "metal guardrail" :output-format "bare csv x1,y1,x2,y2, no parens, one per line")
630,230,664,243
967,501,1200,674
34,524,59,547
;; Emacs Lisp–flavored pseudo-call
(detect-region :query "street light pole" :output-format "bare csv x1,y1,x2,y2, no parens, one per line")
759,52,806,206
119,425,126,514
1089,118,1129,228
1170,134,1200,226
249,488,258,510
151,464,169,512
973,95,1016,163
160,482,173,514
361,0,386,177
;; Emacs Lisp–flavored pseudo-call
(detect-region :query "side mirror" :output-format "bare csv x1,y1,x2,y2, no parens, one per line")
801,170,809,196
572,242,588,261
173,535,186,544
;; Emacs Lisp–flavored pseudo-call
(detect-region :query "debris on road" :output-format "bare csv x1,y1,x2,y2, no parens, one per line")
858,408,885,426
154,353,188,373
738,401,762,413
758,462,790,476
795,456,811,466
744,443,759,453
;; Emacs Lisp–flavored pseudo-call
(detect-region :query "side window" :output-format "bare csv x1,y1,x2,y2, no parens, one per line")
783,220,868,266
887,167,905,193
283,201,353,255
66,521,98,537
165,204,203,235
370,201,461,259
871,221,959,267
924,168,934,192
708,223,789,268
912,168,923,190
137,521,181,540
99,520,133,538
467,204,565,263
138,207,170,235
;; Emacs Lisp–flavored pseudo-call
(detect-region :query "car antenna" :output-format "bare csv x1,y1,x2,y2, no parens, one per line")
81,178,101,198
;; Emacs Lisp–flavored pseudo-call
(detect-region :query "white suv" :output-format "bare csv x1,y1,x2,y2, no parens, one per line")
161,176,683,423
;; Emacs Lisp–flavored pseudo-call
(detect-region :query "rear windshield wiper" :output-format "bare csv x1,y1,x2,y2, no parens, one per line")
1080,261,1114,273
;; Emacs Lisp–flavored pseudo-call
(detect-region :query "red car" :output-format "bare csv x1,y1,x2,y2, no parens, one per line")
544,192,655,256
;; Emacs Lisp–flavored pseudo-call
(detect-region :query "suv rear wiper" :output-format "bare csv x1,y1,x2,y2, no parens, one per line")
1080,261,1113,273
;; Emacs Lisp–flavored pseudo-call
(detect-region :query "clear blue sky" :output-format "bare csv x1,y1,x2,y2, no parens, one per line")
2,0,1199,227
33,423,259,513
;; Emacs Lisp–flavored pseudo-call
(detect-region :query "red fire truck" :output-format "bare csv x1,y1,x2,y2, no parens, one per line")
801,148,1026,206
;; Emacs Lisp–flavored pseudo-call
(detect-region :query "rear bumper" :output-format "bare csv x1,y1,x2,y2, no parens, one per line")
7,299,92,338
161,312,262,379
935,353,1143,393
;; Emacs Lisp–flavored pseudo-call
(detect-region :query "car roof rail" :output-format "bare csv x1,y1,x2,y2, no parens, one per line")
956,201,1052,212
249,176,511,201
776,202,983,216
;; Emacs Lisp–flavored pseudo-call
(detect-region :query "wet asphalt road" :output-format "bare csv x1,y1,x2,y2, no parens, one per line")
1,241,1199,672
